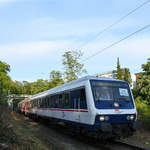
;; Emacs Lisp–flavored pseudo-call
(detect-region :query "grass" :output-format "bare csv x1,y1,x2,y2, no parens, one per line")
0,105,50,150
135,97,150,129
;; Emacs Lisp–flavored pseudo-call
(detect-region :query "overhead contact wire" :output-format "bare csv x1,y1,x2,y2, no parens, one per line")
82,24,150,62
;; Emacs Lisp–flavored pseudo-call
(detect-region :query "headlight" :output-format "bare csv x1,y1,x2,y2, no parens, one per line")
130,115,134,120
99,116,105,121
127,115,134,120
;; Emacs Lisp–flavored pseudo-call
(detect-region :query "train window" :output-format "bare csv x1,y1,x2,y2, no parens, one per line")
37,99,40,108
44,97,47,108
46,97,49,108
47,96,49,107
58,94,63,108
35,100,37,107
46,97,48,107
40,99,42,108
80,89,86,101
93,87,113,101
64,93,70,108
42,98,45,108
51,96,55,107
80,88,87,109
70,87,87,109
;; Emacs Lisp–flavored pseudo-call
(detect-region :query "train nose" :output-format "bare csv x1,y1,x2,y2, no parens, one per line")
100,122,112,132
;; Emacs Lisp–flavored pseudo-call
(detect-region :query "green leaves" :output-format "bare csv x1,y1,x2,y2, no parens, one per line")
136,58,150,103
0,61,10,74
0,61,11,104
49,70,64,88
116,58,132,86
62,50,87,82
116,57,123,80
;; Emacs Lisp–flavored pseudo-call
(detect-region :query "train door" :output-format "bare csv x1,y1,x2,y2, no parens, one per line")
71,87,87,122
72,89,81,122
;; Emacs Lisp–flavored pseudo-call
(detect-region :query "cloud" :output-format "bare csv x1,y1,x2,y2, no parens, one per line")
80,35,150,74
0,40,74,62
1,35,149,81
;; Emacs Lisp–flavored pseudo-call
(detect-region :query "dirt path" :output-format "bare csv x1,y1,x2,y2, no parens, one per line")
7,111,150,150
10,112,103,150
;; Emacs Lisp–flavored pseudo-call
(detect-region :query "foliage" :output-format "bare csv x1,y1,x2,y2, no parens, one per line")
62,50,87,82
135,97,150,128
0,61,11,104
9,81,24,95
49,70,64,88
136,58,150,103
116,58,132,86
0,61,10,73
30,79,49,95
122,68,132,86
116,57,123,80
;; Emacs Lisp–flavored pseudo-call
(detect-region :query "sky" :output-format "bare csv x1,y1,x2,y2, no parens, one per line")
0,0,150,81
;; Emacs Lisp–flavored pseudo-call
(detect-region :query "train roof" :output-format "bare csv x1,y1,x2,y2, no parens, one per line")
30,76,126,100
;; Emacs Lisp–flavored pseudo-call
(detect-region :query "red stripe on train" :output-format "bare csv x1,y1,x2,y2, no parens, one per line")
31,108,88,112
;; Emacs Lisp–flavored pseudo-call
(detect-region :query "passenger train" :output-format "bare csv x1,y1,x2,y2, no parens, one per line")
18,76,137,138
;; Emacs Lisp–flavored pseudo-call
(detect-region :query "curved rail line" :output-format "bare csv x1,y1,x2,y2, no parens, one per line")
25,114,149,150
112,140,149,150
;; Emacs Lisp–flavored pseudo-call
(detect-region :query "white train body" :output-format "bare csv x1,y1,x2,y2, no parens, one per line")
18,76,137,137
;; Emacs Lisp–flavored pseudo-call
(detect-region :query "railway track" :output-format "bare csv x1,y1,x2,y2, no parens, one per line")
111,140,150,150
100,141,148,150
47,121,149,150
26,115,150,150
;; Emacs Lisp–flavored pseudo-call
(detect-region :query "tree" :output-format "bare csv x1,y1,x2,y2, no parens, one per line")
62,50,87,82
136,58,150,103
49,70,64,88
116,57,123,80
122,68,132,86
30,79,49,94
0,61,10,74
0,61,11,104
22,81,32,95
115,58,132,86
9,81,25,95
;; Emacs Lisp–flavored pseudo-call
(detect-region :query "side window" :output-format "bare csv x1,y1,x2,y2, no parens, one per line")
41,98,44,108
39,99,41,108
51,96,55,107
47,96,50,108
64,92,70,108
44,97,47,108
70,88,87,109
58,94,63,108
37,100,39,108
43,98,45,108
80,88,87,109
36,99,38,108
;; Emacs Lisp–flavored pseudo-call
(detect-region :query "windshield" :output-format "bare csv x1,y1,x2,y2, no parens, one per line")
91,81,132,101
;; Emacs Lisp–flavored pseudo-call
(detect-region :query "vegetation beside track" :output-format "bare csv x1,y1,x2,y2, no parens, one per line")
135,97,150,129
0,105,50,150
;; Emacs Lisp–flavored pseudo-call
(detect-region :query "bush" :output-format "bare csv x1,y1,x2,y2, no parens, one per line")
135,97,150,128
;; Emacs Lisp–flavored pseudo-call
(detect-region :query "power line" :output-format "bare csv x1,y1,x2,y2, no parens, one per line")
77,0,150,50
46,0,150,73
82,24,150,62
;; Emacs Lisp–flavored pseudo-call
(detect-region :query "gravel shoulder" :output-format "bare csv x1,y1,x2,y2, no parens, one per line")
9,112,102,150
122,129,150,149
2,110,150,150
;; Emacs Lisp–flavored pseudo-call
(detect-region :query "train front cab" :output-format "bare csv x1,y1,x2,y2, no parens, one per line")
90,79,137,137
